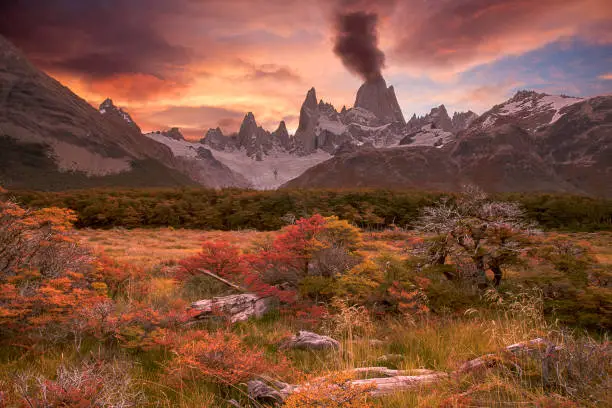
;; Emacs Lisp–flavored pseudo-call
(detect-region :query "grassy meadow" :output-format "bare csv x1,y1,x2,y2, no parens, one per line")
1,190,610,407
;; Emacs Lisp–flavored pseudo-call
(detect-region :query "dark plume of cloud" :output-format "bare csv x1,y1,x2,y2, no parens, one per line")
333,11,386,81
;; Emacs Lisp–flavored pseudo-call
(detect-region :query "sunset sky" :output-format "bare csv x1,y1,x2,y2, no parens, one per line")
1,0,611,139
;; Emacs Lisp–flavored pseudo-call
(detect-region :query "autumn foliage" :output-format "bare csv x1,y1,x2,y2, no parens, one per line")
166,330,287,386
0,200,106,342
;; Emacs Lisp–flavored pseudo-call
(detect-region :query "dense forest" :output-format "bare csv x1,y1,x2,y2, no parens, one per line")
6,188,612,231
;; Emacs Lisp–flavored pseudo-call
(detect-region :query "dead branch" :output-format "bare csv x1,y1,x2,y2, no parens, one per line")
197,268,249,293
249,337,558,402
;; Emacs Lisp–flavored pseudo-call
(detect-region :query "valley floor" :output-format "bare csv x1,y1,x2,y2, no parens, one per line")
1,227,610,407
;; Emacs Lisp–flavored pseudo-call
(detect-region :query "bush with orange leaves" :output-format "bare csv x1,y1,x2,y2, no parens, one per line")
284,372,375,408
0,200,90,277
166,330,288,386
0,199,106,343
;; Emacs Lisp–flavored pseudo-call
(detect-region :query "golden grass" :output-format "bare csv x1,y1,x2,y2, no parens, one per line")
74,228,612,271
74,228,274,269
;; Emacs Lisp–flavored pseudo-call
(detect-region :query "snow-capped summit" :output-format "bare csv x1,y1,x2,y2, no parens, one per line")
474,90,583,133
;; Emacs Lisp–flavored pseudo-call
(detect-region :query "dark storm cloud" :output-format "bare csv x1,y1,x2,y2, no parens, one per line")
0,0,191,79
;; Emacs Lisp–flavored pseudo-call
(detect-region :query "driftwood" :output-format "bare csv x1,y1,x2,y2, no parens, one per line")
249,338,556,403
190,269,275,323
191,293,274,323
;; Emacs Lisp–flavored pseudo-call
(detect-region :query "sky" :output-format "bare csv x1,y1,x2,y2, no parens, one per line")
1,0,611,140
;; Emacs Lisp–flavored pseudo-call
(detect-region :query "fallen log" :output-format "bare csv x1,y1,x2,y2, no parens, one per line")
190,269,276,323
248,337,557,403
191,293,275,323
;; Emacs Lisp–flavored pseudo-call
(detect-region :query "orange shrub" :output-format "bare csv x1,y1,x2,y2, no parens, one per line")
166,330,288,386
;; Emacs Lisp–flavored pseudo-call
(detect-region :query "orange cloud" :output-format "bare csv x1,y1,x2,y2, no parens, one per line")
599,73,612,80
87,74,191,102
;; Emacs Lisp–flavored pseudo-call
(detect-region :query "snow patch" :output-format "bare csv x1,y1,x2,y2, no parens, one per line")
317,117,347,135
541,95,583,123
481,115,497,129
209,149,332,190
145,132,200,158
403,124,454,147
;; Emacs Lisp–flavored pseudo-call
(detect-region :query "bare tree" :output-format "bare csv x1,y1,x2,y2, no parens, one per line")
415,185,537,287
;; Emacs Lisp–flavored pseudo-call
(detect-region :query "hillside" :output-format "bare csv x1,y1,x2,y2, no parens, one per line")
0,35,247,190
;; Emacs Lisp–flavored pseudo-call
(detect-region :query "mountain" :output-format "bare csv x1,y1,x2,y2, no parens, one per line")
294,88,351,153
537,96,612,197
354,76,405,124
99,98,140,131
5,29,606,196
452,111,479,133
293,82,410,155
0,35,199,190
401,105,478,148
0,34,249,190
469,90,583,134
284,92,612,197
159,127,185,141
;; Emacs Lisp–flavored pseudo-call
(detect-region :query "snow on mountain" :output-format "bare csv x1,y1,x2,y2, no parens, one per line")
343,107,379,126
476,91,583,132
99,98,135,125
544,95,585,123
145,131,331,189
209,148,331,190
317,116,348,135
145,132,201,158
400,124,454,148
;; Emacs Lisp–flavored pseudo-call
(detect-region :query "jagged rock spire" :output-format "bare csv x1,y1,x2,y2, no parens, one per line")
354,76,405,124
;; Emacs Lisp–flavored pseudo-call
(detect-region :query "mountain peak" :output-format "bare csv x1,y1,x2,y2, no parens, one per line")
99,98,115,111
161,127,184,141
354,76,405,124
99,97,136,127
304,88,318,111
275,120,288,133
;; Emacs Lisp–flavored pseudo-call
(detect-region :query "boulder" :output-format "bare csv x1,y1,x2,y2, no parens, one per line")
280,330,340,351
247,379,293,405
